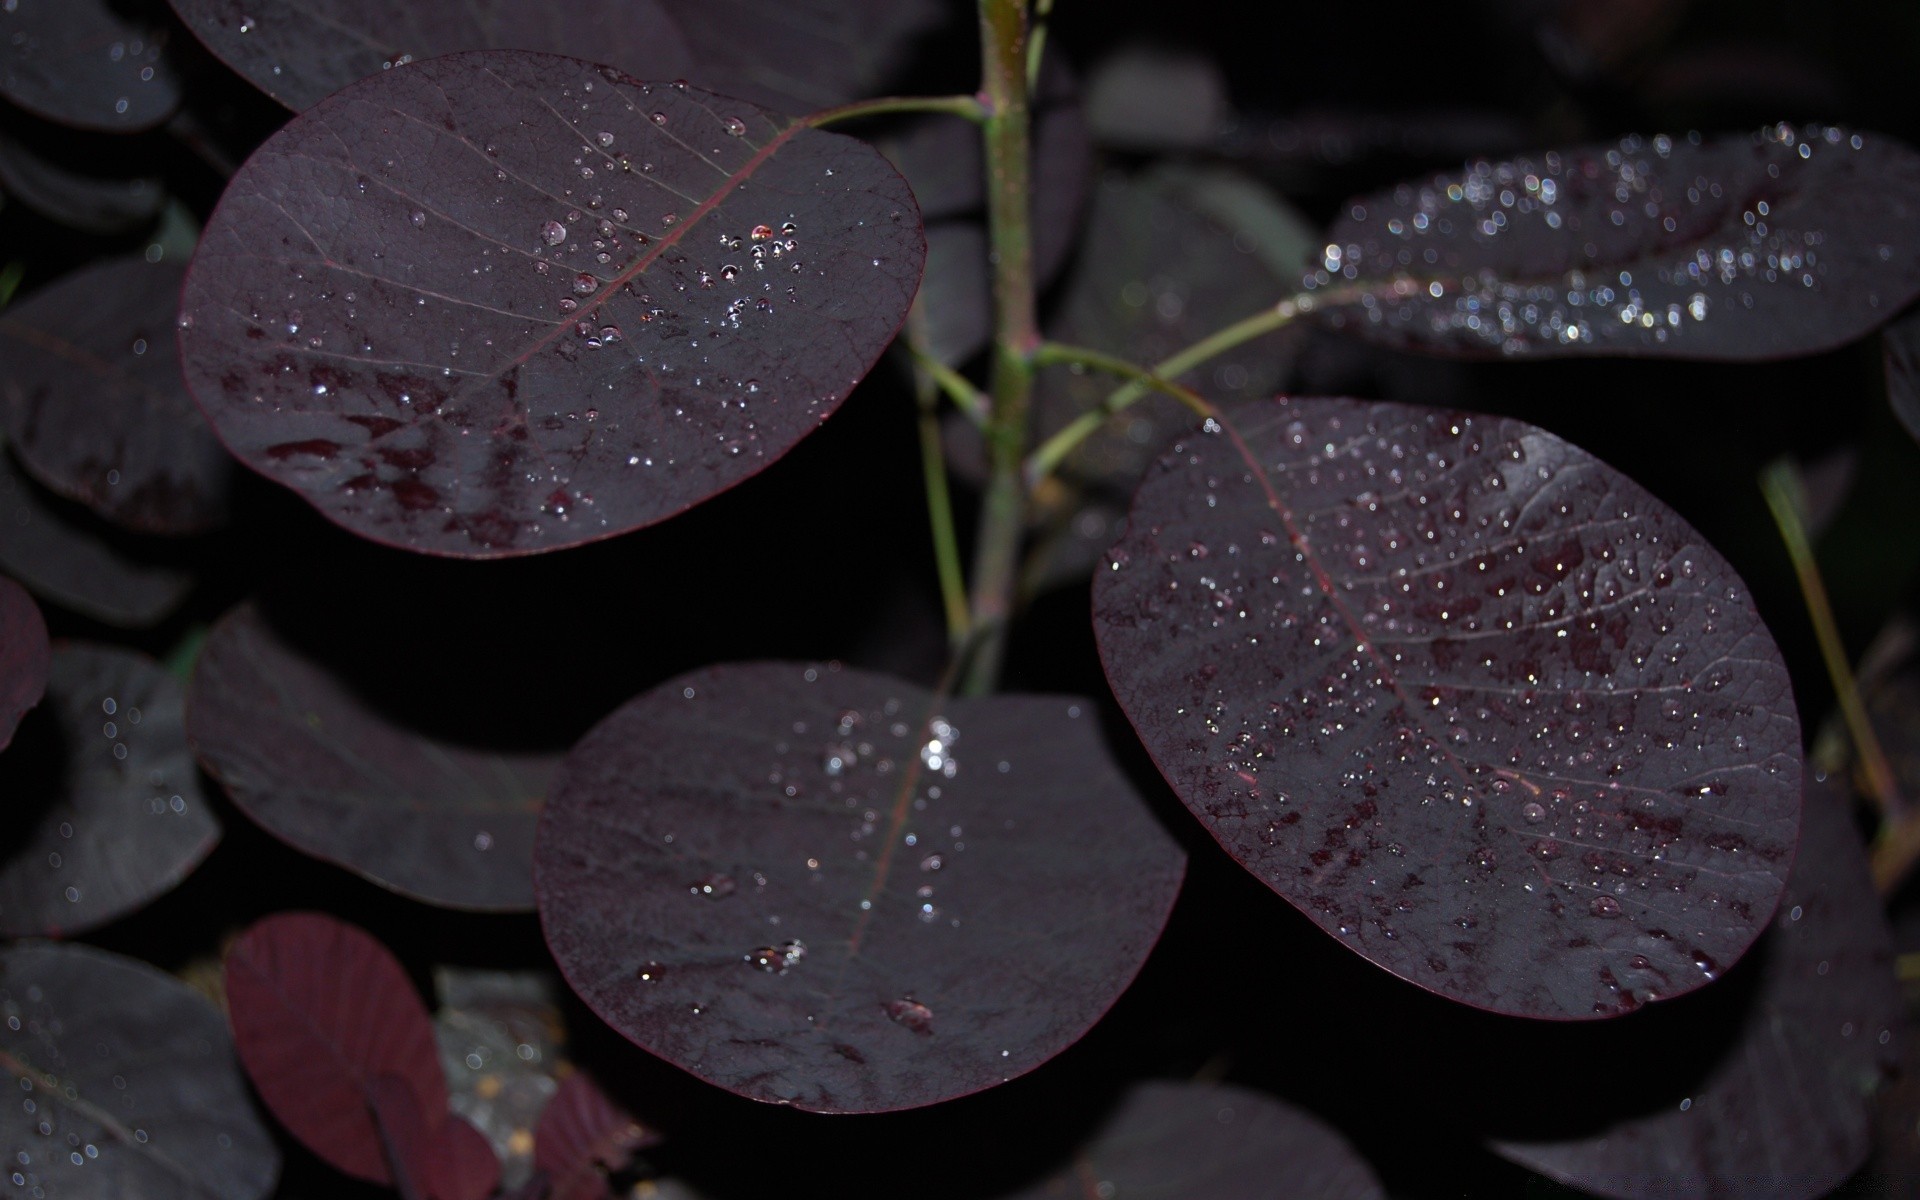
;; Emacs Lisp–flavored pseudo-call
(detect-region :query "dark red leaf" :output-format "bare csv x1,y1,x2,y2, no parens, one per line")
995,1081,1383,1200
1882,310,1920,446
432,1110,504,1200
0,257,234,534
662,0,948,114
0,575,49,751
535,662,1185,1112
534,1070,655,1200
0,123,166,234
225,911,449,1186
1315,124,1920,359
1092,398,1801,1019
0,447,195,627
370,1075,501,1200
178,50,925,558
1492,773,1901,1196
188,600,553,910
167,0,694,114
0,643,219,936
0,942,281,1199
0,0,182,131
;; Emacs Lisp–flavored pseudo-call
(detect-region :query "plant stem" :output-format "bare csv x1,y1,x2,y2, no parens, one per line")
1027,0,1057,86
1031,341,1215,418
906,342,990,427
962,0,1038,697
804,93,988,129
905,347,974,646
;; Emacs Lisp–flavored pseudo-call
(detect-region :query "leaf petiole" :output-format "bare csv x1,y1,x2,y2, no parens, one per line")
804,93,988,129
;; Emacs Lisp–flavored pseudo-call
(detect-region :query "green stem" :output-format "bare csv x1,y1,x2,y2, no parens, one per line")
907,342,990,427
907,356,973,645
962,0,1038,697
1031,341,1215,418
804,93,988,129
1027,0,1057,87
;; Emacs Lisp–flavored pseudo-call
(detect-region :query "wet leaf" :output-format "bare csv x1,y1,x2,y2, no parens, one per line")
0,123,167,234
0,575,49,751
179,50,925,557
224,912,453,1187
0,942,281,1199
1315,124,1920,358
994,1080,1383,1200
535,1070,654,1200
0,448,195,627
0,643,219,937
662,0,949,114
535,662,1185,1112
1882,310,1920,446
0,0,182,131
0,257,233,534
1492,773,1900,1197
167,0,694,114
1092,398,1801,1019
188,600,553,910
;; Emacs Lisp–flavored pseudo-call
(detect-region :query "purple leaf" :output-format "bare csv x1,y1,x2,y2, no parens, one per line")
0,448,195,628
534,1070,655,1200
178,50,925,558
225,911,452,1187
0,643,219,937
0,575,49,751
535,662,1185,1112
994,1081,1383,1200
1,257,234,534
0,124,166,234
370,1075,501,1200
0,942,281,1200
0,0,182,131
187,600,553,910
1092,398,1801,1019
1882,310,1920,446
1314,124,1920,359
1492,773,1901,1197
166,0,694,113
661,0,949,114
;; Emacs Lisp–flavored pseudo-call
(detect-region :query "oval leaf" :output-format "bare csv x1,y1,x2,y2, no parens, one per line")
188,600,553,910
1092,398,1801,1019
0,941,281,1199
225,911,450,1186
0,0,182,131
0,447,195,628
1315,124,1920,358
0,643,219,936
0,124,167,234
1,257,233,534
995,1081,1383,1200
1493,774,1901,1196
0,575,50,750
167,0,694,113
179,50,924,557
1882,310,1920,446
535,662,1185,1112
535,1070,654,1200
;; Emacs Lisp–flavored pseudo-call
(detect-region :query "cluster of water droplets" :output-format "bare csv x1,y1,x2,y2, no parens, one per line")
1309,124,1893,355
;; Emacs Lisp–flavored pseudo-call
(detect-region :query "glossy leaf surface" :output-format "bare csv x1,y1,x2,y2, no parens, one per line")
0,644,218,936
0,942,280,1199
1493,774,1901,1197
225,912,451,1186
189,600,553,909
179,50,925,557
1316,125,1920,358
661,0,947,114
1093,398,1801,1018
0,0,181,131
1882,310,1920,446
168,0,694,113
995,1081,1383,1200
0,448,194,627
535,1070,654,1200
536,662,1185,1112
0,575,49,751
1,258,233,534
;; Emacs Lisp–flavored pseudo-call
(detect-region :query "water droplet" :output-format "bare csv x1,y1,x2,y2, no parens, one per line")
745,940,806,974
651,112,668,126
690,874,736,899
1590,896,1622,918
1521,801,1546,823
723,116,747,136
884,998,934,1034
408,209,426,228
596,131,615,147
541,220,567,246
572,273,597,295
751,224,774,240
